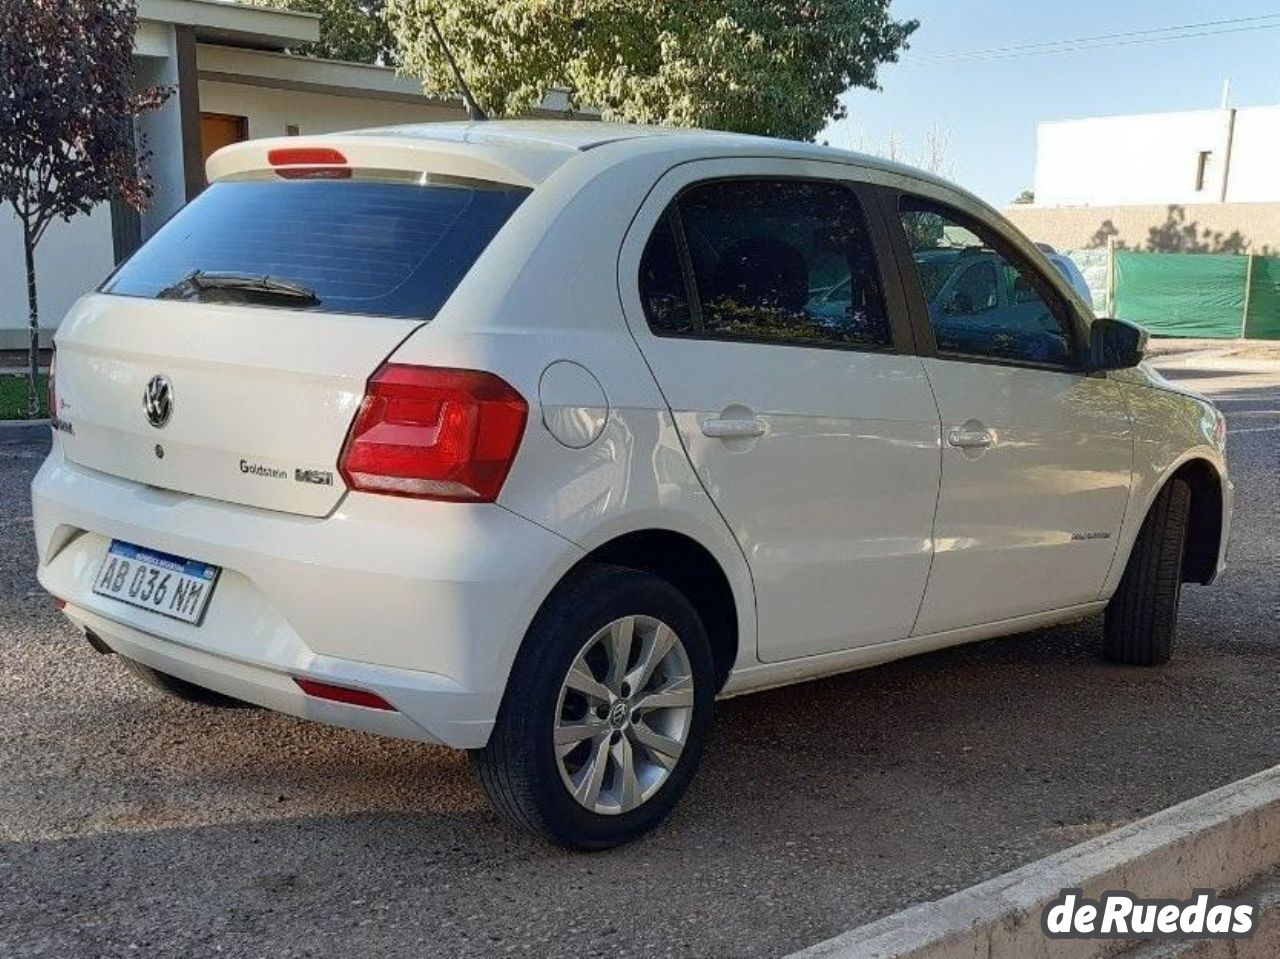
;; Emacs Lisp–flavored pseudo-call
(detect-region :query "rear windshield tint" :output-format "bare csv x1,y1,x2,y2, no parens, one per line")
103,178,530,318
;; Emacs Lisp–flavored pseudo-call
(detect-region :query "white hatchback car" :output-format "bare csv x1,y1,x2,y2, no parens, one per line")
34,122,1231,849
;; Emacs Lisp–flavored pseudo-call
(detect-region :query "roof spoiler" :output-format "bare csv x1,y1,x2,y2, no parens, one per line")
206,134,566,188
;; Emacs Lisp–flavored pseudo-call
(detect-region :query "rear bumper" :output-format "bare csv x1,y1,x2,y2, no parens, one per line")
32,446,582,748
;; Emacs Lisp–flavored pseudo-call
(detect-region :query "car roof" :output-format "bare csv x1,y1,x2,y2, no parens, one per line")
344,119,959,187
208,119,979,211
347,119,696,153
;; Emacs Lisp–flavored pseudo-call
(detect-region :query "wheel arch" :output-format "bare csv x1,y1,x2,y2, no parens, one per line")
563,529,742,691
1103,449,1228,599
1169,457,1225,585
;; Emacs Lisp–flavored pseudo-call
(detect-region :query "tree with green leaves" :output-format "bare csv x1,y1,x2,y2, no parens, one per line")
248,0,400,65
386,0,917,141
0,0,170,417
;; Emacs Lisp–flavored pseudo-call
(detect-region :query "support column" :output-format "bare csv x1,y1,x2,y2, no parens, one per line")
174,26,206,200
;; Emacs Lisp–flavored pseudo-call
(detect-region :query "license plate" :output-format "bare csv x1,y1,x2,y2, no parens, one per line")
91,540,220,626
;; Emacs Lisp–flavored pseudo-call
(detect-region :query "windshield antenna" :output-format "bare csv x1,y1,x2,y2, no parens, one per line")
426,16,487,121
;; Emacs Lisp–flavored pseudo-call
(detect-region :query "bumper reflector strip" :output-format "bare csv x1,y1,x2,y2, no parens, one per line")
294,678,397,711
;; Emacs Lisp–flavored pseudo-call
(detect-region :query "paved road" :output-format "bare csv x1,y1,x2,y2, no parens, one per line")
1,360,1277,959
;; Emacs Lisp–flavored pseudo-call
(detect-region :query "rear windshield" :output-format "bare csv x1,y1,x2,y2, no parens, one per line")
102,177,530,319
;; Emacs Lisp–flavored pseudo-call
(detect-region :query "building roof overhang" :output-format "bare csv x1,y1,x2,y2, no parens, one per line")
138,0,319,51
196,45,447,105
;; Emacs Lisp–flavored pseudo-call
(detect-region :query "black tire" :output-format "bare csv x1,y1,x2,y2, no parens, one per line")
472,564,716,850
1103,478,1192,666
120,656,256,709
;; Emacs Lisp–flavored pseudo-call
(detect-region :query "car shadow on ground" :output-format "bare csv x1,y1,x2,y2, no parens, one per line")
5,594,1278,959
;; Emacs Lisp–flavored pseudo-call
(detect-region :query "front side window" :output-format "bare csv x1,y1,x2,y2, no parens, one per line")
639,179,892,349
898,197,1079,367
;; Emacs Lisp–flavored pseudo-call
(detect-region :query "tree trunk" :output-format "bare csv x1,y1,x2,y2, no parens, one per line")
22,223,41,419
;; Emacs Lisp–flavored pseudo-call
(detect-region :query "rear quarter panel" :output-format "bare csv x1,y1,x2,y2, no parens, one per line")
385,145,761,672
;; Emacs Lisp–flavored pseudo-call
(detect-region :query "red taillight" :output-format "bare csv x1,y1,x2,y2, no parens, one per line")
338,365,528,503
267,146,351,180
268,147,347,166
294,678,396,711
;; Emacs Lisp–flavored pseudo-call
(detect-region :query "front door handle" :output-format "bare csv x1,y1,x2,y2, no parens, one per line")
947,422,995,449
702,417,766,440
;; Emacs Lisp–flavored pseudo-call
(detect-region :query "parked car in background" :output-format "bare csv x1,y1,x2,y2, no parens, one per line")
34,122,1230,849
1037,243,1095,311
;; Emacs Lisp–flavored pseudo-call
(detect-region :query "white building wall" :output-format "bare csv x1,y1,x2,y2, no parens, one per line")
0,22,186,349
1224,106,1280,203
135,32,187,236
1035,109,1233,207
1,66,463,347
0,208,116,349
198,79,463,143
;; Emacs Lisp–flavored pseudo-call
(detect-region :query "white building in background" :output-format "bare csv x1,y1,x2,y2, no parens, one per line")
1034,104,1280,208
1,0,576,350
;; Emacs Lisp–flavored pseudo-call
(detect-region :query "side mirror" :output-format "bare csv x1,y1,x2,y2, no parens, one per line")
1089,317,1147,371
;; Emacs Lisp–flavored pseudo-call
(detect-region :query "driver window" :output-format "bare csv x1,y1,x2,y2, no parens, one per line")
898,196,1078,367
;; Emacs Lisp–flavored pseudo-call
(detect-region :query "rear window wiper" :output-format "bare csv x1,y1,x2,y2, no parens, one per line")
158,270,320,305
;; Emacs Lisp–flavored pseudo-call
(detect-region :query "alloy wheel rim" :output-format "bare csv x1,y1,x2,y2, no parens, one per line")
553,614,695,816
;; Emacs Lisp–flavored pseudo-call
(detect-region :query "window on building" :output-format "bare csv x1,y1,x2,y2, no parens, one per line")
1195,151,1213,192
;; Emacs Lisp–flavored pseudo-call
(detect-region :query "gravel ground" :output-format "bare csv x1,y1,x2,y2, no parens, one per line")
0,360,1277,959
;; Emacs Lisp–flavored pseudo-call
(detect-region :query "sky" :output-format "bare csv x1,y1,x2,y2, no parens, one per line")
822,0,1280,206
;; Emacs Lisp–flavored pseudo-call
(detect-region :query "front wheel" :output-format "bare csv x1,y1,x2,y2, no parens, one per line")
1103,478,1191,666
472,564,715,849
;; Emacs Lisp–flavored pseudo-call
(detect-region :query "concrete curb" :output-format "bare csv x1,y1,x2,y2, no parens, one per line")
1150,356,1280,374
0,418,50,429
787,764,1280,959
1127,871,1280,958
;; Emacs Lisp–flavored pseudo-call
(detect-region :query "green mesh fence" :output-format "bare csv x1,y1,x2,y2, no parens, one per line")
1110,250,1280,339
1244,255,1280,339
1112,252,1246,338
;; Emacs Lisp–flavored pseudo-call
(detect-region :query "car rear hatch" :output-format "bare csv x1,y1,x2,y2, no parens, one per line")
53,139,535,517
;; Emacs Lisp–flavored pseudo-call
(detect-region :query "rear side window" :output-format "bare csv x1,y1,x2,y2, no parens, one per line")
639,179,892,349
638,214,692,333
103,178,530,319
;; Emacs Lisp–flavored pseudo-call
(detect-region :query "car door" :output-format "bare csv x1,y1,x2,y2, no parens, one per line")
882,189,1134,635
617,159,942,662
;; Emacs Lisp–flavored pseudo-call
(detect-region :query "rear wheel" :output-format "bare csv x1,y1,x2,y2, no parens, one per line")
120,656,255,709
472,564,715,849
1103,478,1191,666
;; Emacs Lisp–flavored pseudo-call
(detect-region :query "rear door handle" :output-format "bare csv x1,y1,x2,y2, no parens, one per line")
702,417,766,439
947,423,995,449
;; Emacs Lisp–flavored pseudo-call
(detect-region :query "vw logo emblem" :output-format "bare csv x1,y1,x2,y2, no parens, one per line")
609,701,630,729
143,374,173,429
